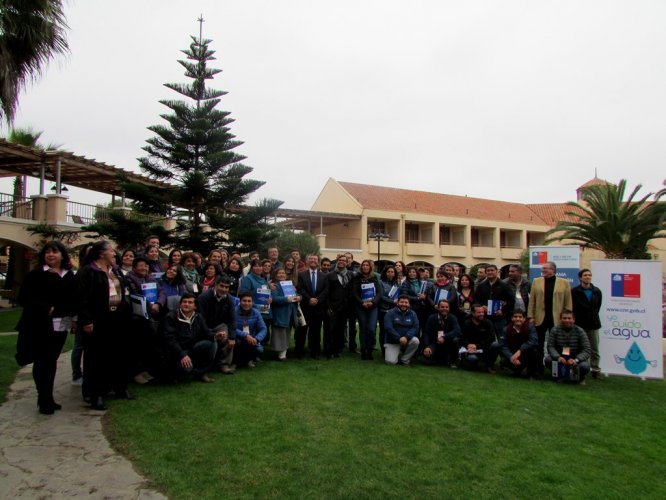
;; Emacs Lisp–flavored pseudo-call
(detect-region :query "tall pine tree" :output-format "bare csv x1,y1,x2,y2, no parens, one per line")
130,25,281,253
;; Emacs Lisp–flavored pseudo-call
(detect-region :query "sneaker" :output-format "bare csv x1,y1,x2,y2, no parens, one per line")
220,365,236,375
141,371,154,381
198,374,215,383
247,360,256,368
133,373,149,384
72,377,83,386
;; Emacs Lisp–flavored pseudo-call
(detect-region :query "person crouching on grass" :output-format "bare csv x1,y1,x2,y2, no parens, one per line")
545,309,592,385
234,292,268,368
162,293,220,383
496,309,539,378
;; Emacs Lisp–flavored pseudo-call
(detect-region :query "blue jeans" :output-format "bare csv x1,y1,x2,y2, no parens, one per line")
71,329,84,380
355,305,378,350
489,317,507,341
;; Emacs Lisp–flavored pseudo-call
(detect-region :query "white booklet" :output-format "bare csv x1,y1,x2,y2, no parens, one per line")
130,293,149,319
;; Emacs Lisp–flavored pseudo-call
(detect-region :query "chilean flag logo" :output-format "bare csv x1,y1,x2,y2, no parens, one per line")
531,251,548,265
611,273,641,298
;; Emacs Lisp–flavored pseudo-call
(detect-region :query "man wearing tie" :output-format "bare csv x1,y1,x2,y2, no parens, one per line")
296,255,329,359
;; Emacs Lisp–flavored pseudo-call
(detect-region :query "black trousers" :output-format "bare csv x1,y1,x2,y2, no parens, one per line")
303,308,324,357
82,312,129,400
347,306,357,351
128,318,161,377
424,340,459,366
499,348,539,376
326,310,346,356
294,325,307,357
233,339,260,367
33,330,67,408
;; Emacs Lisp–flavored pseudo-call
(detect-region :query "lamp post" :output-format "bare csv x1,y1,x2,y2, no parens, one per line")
369,230,389,267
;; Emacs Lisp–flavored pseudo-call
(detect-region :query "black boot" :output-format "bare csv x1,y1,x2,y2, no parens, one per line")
91,396,106,411
361,349,368,360
38,400,55,415
366,349,374,361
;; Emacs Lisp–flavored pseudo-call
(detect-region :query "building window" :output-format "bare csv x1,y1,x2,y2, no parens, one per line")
471,227,494,247
440,224,465,245
527,232,546,246
405,223,419,243
368,221,386,234
440,225,451,244
500,230,521,248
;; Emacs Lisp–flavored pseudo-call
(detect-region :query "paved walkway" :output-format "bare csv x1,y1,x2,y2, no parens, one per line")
0,352,167,499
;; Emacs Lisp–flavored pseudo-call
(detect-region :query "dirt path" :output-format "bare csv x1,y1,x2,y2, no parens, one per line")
0,353,166,499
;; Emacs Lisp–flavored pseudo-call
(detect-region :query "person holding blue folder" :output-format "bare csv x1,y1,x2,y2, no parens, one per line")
352,259,381,360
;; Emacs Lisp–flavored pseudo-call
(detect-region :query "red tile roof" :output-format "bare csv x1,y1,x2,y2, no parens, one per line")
526,203,580,225
577,177,611,191
339,181,552,225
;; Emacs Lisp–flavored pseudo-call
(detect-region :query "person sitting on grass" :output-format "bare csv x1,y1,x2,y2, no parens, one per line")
234,292,267,368
383,294,420,366
459,303,499,373
496,309,539,378
423,299,461,367
162,293,218,383
545,309,592,384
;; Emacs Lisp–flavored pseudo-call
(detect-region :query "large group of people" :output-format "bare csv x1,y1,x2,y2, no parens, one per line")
15,236,603,415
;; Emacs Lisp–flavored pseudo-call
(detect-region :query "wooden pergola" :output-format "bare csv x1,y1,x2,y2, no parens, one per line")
0,139,170,199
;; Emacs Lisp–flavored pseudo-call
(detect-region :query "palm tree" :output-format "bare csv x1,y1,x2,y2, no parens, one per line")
546,179,666,259
7,127,44,198
8,127,43,202
0,0,69,123
5,126,61,198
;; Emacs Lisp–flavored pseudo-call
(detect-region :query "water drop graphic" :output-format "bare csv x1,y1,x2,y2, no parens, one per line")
623,342,648,375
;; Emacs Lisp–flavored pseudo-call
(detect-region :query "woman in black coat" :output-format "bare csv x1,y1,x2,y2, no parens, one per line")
15,241,78,414
77,241,134,410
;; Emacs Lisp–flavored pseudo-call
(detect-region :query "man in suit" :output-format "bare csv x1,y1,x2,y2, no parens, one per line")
296,254,329,359
527,261,573,359
326,255,352,358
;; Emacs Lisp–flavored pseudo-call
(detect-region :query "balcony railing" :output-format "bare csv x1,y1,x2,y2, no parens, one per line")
66,201,110,225
0,192,32,219
324,237,361,250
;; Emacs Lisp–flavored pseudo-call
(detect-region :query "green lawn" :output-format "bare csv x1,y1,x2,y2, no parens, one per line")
0,308,21,332
106,354,666,500
0,336,20,403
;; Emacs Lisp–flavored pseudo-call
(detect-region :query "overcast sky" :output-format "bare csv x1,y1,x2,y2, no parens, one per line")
2,0,665,209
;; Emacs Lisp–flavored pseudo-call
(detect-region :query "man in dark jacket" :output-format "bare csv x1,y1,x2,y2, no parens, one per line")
571,269,603,378
423,300,460,367
497,309,539,377
196,276,237,374
474,264,515,340
162,294,218,383
383,295,420,365
460,304,499,373
503,264,531,313
326,255,352,358
546,309,592,384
